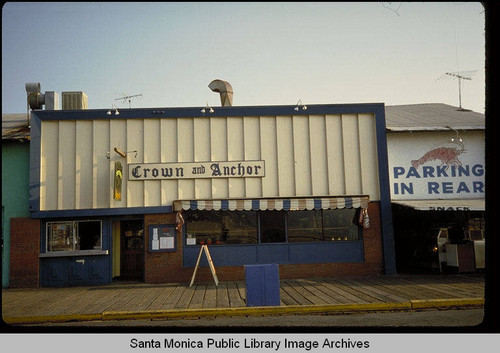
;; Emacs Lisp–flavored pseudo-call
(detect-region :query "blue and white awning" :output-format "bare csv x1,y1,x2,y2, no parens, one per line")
173,196,369,212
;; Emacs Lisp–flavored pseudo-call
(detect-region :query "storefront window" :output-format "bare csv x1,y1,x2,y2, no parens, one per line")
287,210,323,242
222,211,258,244
323,208,360,241
259,210,286,243
46,220,102,252
184,208,362,245
185,210,259,245
185,210,222,245
47,222,74,252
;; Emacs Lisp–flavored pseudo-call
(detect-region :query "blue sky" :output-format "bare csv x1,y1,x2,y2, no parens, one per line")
2,2,485,114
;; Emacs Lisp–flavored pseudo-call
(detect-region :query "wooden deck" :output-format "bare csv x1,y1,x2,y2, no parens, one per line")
2,274,484,320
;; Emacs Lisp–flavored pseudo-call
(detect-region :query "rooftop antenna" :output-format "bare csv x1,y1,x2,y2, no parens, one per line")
437,70,477,111
115,93,143,108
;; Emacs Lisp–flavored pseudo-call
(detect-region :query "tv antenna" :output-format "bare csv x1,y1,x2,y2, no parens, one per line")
437,70,477,110
115,93,143,108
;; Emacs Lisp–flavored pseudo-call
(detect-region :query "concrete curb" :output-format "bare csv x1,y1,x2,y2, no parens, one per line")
3,298,484,325
410,298,484,310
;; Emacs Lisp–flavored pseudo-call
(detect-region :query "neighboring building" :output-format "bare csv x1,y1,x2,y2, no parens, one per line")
385,103,485,273
2,113,32,288
25,101,396,287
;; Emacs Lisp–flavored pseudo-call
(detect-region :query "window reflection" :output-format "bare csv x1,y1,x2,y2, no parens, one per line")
323,208,359,241
287,210,323,242
184,208,361,245
260,211,286,243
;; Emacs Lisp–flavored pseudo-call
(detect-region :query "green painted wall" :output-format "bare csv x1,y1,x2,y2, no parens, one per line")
2,140,31,288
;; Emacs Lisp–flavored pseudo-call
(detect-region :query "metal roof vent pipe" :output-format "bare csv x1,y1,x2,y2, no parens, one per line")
209,79,233,107
25,82,60,110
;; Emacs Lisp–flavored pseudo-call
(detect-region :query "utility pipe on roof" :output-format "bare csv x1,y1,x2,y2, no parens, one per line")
209,79,233,107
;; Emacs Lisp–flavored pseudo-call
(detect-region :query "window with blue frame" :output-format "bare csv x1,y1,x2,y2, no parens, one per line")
46,220,102,252
184,209,360,245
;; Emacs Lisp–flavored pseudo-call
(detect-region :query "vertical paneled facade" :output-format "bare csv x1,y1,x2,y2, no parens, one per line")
30,104,396,286
38,113,380,211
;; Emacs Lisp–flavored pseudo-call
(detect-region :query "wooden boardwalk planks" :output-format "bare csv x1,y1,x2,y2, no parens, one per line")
287,279,331,305
159,286,187,310
174,285,196,309
281,280,314,305
216,282,230,308
203,283,217,308
188,284,207,309
323,279,374,304
227,282,245,307
2,274,484,319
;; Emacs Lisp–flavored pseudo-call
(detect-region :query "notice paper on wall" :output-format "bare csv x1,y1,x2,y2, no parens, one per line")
149,225,176,252
160,236,174,250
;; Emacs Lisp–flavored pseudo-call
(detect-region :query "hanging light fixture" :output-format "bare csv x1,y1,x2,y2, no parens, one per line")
107,104,120,115
447,126,464,144
294,99,307,111
201,103,214,114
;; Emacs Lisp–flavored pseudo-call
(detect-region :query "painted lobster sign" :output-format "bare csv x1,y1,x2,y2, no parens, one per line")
388,133,485,200
411,139,465,169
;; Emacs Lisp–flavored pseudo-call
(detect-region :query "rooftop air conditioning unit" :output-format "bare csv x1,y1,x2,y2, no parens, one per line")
62,91,88,110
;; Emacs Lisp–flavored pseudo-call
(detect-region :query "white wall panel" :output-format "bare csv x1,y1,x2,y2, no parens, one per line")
58,121,76,210
93,120,110,209
126,119,144,207
260,117,278,197
292,115,312,196
39,111,382,211
160,118,178,205
194,118,211,200
40,121,59,210
75,120,93,209
210,117,228,199
325,114,345,195
144,119,161,206
358,114,380,200
341,114,362,195
276,116,295,197
177,118,195,200
309,115,329,196
227,117,245,198
243,117,262,198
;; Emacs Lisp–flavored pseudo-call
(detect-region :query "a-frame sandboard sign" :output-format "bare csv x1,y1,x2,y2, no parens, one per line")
190,245,219,287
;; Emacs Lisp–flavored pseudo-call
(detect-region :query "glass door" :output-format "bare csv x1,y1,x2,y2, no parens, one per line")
120,219,144,280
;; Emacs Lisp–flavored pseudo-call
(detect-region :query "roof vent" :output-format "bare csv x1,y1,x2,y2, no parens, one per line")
25,82,59,110
209,79,233,107
26,83,44,109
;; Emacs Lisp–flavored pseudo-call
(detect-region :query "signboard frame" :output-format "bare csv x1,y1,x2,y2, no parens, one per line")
148,224,176,253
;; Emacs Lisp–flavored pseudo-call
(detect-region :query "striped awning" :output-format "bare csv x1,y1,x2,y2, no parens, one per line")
173,196,369,212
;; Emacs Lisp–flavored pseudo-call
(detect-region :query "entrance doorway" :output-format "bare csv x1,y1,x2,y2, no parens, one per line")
120,219,144,280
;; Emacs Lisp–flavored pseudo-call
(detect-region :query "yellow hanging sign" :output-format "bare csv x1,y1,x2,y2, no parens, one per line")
114,161,123,201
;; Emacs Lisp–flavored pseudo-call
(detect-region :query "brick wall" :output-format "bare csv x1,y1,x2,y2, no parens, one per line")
144,202,384,284
9,217,40,288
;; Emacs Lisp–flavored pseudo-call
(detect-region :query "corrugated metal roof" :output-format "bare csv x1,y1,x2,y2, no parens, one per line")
2,113,30,140
385,103,485,131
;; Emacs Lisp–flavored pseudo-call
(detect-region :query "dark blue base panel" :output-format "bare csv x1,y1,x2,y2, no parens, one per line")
183,242,364,268
41,256,110,287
